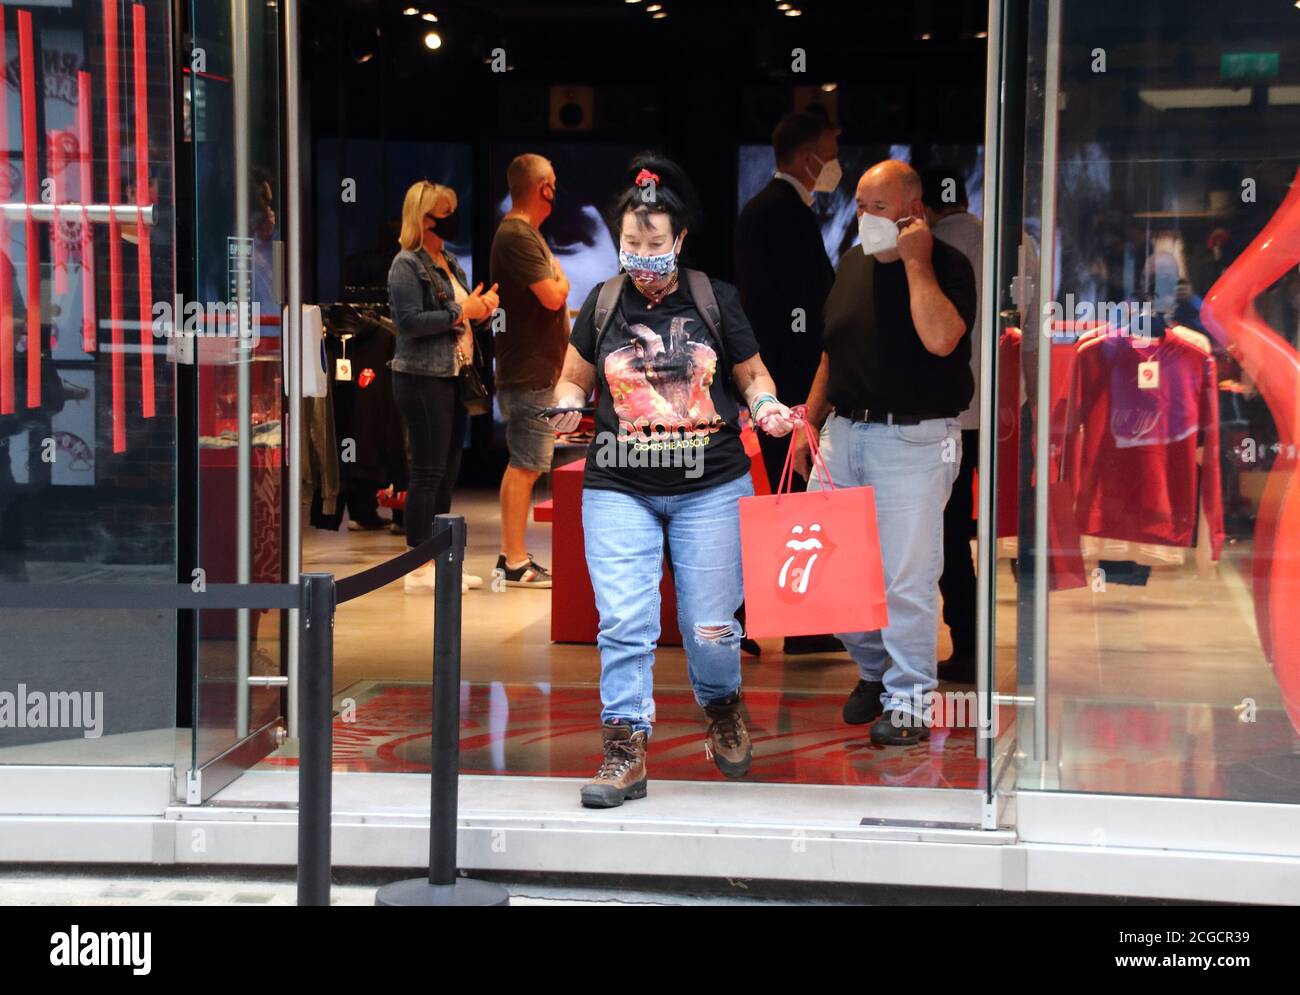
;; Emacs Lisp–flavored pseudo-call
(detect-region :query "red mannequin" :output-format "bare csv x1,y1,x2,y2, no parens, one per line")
1201,166,1300,735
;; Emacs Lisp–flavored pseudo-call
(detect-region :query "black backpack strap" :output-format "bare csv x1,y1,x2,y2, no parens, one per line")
683,268,727,369
592,273,628,358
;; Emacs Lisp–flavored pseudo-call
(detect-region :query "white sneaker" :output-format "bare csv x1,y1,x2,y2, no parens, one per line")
403,566,437,595
406,564,477,594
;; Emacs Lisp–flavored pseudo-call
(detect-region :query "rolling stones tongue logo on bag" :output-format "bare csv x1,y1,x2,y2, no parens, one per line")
777,521,836,603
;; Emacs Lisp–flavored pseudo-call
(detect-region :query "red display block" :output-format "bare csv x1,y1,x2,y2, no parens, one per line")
547,459,684,646
544,447,771,645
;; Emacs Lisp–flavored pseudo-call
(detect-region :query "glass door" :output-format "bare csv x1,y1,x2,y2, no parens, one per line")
185,0,287,801
991,0,1300,807
981,0,1031,808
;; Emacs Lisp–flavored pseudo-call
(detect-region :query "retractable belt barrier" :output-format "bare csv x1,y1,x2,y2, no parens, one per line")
0,513,506,907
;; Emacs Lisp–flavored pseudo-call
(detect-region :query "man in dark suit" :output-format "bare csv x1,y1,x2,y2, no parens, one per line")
736,110,839,490
735,109,841,655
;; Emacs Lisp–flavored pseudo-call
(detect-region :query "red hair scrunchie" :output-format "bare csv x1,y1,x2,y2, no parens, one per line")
634,168,660,187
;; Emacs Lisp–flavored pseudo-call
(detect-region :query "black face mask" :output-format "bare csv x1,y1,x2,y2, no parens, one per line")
429,208,461,242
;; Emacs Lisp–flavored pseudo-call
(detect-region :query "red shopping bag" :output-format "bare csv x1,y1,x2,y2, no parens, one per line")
738,415,888,639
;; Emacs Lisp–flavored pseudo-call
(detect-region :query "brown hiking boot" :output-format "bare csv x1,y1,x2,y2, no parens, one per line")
580,723,648,808
703,692,752,778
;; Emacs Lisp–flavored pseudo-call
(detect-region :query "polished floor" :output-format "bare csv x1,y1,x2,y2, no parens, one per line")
259,679,983,788
254,486,1300,803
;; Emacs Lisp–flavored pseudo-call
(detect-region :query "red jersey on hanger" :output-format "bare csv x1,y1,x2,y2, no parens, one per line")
1065,325,1224,558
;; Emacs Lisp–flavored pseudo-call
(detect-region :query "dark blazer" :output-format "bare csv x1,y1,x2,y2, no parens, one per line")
734,177,835,402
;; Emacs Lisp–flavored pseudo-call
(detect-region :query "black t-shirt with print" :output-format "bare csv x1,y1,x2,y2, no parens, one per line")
570,275,760,496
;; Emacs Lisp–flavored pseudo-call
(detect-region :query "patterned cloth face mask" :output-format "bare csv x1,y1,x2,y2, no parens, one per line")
619,235,682,286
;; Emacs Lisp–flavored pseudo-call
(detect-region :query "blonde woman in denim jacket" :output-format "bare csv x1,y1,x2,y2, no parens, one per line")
388,180,498,594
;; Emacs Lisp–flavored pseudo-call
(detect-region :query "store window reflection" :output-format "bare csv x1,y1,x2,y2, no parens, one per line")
1014,0,1300,803
0,0,177,765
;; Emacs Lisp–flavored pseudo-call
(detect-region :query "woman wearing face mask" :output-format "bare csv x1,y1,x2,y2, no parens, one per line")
548,154,798,808
387,180,498,595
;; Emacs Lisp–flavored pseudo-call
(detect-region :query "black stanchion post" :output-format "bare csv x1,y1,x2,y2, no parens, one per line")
297,572,335,907
429,513,463,886
376,515,510,907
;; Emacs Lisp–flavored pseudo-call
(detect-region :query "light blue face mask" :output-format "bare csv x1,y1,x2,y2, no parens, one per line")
619,236,681,285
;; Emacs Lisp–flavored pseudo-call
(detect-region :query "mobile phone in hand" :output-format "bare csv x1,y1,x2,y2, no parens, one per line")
537,406,595,420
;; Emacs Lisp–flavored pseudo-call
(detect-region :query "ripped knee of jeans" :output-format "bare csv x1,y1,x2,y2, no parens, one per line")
693,621,739,646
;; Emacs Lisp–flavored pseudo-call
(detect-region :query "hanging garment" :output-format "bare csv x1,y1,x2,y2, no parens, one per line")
324,303,409,493
992,327,1088,590
302,389,340,523
1065,325,1224,557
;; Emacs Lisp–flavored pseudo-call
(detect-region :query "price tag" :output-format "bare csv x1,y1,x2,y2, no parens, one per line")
1138,360,1159,390
336,358,353,382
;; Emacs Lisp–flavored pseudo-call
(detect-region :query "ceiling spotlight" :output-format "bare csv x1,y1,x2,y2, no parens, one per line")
652,10,667,17
626,0,642,4
424,31,442,50
919,32,933,39
646,3,663,10
421,11,438,21
975,30,989,38
402,6,418,14
777,2,791,7
784,8,802,15
820,82,837,92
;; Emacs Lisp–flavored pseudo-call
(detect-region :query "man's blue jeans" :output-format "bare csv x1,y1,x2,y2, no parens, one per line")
808,412,961,718
582,472,754,735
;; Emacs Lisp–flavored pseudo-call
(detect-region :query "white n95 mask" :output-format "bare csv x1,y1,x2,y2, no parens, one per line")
858,212,911,256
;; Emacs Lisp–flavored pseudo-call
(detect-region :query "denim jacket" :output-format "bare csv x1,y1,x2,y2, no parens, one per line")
387,246,474,377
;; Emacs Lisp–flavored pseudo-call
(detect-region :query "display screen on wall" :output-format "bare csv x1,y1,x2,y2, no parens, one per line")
488,142,642,315
736,143,985,267
315,140,474,303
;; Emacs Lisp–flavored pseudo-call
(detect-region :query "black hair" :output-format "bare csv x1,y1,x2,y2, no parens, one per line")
771,110,836,167
607,152,700,240
919,164,968,211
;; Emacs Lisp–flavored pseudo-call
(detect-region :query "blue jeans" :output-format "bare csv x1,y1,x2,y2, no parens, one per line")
582,472,754,735
808,413,961,718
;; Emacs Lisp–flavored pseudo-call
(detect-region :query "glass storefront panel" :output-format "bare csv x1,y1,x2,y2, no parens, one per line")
187,0,286,783
1008,0,1300,802
0,0,177,765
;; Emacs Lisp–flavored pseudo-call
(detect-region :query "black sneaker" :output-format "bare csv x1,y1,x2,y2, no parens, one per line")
869,708,931,746
843,679,886,725
494,553,552,588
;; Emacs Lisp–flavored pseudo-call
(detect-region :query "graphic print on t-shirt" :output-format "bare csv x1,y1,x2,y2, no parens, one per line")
603,315,725,446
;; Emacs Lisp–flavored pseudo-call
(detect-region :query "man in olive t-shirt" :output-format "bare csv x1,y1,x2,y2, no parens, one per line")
488,154,570,588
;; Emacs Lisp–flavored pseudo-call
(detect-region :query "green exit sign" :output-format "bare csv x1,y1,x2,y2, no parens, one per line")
1221,51,1279,79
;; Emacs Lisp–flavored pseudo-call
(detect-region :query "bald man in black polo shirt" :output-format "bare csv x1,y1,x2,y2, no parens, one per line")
793,160,976,746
